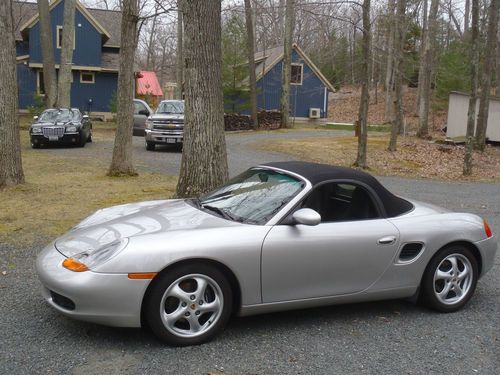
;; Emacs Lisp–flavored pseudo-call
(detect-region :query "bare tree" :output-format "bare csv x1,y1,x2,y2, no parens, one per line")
463,0,479,176
475,0,499,151
384,0,396,122
464,0,470,34
417,0,439,139
57,0,76,107
354,0,371,168
416,0,427,114
388,0,407,151
244,0,258,130
496,39,500,96
280,0,294,129
175,1,183,99
108,0,139,176
0,0,24,188
176,0,228,197
37,0,57,107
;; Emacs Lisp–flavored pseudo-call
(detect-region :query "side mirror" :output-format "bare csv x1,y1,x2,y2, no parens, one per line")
33,115,38,121
292,208,321,226
138,109,150,116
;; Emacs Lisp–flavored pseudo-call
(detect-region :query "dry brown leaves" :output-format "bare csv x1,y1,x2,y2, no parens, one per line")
328,85,448,132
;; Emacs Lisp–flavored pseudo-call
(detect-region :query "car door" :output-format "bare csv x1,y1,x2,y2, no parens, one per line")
133,101,149,130
261,182,400,303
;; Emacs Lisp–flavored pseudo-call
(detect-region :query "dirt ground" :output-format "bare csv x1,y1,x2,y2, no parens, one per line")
328,85,448,132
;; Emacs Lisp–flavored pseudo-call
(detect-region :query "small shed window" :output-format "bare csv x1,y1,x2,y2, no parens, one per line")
80,72,95,84
37,71,45,95
291,64,303,85
56,25,75,49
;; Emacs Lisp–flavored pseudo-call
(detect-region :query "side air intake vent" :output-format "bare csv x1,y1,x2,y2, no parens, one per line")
399,243,423,261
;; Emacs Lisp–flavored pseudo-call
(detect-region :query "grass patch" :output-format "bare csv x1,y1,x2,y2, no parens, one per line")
320,123,391,132
0,128,176,247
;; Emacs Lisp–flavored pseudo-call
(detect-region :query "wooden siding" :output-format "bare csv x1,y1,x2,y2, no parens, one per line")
28,0,102,67
17,62,38,109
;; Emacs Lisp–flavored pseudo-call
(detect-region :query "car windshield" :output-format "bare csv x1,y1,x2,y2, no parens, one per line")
39,109,79,123
197,168,304,225
157,101,184,114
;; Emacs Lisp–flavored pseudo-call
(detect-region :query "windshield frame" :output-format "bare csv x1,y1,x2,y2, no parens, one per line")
38,108,80,123
156,101,184,114
193,166,311,225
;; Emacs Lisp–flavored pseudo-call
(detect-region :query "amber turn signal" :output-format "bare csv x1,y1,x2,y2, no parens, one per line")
128,272,157,280
484,220,493,238
62,258,89,272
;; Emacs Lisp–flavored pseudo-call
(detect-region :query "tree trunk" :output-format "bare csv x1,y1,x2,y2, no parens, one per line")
244,0,258,130
354,0,371,169
463,0,479,176
464,0,470,34
176,0,228,197
0,0,24,188
495,39,500,96
107,0,138,176
175,1,183,100
37,0,57,107
475,0,499,151
388,0,407,151
57,0,76,108
384,0,396,122
146,4,159,71
280,0,294,129
417,0,439,139
416,0,427,114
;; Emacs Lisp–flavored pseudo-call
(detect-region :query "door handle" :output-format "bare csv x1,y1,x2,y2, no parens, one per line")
378,236,396,245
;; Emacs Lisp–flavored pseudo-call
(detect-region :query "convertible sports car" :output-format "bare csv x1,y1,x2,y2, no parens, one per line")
36,161,497,346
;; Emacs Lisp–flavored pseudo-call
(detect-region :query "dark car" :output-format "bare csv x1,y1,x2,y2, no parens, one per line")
144,100,184,151
133,99,153,136
30,108,92,148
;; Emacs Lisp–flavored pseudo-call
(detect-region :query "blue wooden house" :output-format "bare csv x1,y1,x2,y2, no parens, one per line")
237,44,335,119
13,0,121,116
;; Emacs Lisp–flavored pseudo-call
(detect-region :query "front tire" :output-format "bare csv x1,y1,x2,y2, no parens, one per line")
146,141,155,151
421,245,478,312
144,263,233,346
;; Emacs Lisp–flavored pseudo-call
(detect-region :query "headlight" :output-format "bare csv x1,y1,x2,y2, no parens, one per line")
31,127,42,134
145,119,153,130
62,238,129,272
65,125,77,133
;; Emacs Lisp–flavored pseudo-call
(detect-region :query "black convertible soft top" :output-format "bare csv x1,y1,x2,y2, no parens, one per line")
263,161,413,217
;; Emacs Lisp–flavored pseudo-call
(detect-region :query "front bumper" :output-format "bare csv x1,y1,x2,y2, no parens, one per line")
145,129,183,144
30,133,81,145
35,243,150,327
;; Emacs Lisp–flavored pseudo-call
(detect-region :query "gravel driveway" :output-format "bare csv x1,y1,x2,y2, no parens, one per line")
1,130,499,374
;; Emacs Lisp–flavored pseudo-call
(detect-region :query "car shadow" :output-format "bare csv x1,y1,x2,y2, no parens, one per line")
44,298,425,349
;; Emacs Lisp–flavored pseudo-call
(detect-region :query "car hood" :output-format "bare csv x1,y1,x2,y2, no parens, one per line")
54,199,236,257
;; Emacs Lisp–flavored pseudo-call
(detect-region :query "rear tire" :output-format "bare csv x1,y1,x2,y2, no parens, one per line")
420,245,478,312
144,263,232,346
146,141,155,151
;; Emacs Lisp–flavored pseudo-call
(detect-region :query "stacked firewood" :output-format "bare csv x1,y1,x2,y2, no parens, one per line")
224,110,282,131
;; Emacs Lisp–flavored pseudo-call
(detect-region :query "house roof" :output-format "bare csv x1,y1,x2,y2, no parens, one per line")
137,71,163,97
13,0,121,47
253,44,336,92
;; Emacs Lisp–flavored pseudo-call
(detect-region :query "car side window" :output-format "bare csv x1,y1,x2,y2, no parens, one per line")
134,102,146,115
302,182,379,222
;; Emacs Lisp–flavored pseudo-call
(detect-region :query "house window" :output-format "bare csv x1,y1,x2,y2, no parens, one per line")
291,64,303,85
37,71,45,95
56,25,75,49
80,71,95,84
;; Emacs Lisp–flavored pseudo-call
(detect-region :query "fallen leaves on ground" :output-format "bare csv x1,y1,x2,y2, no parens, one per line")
256,134,500,181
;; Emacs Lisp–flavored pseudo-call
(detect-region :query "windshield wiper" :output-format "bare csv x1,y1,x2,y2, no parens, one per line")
201,204,239,221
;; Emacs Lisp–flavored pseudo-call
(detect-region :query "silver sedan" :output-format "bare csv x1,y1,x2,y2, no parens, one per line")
36,161,497,346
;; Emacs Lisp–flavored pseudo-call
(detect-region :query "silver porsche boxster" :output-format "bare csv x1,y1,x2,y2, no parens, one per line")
36,161,497,346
